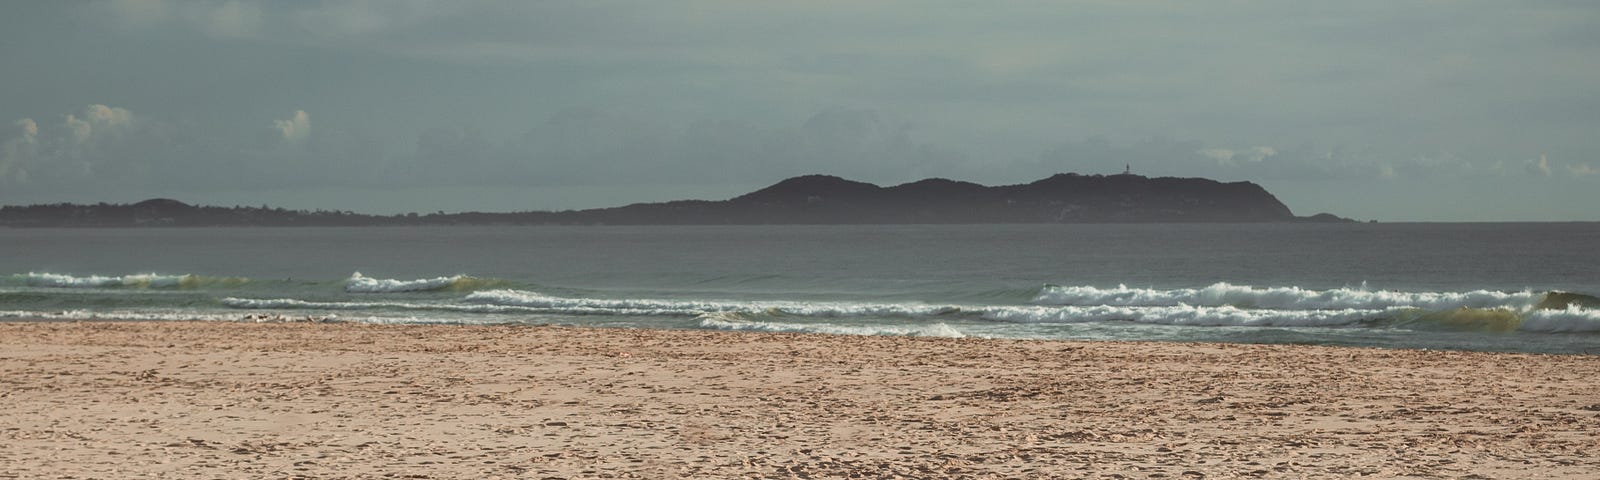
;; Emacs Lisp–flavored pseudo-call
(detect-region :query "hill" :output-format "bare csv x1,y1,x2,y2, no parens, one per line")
0,173,1352,226
532,173,1322,224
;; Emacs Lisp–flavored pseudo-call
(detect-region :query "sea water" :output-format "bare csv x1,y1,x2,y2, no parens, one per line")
2,223,1597,354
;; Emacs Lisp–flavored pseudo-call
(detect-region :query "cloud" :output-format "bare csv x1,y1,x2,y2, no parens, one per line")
85,104,134,128
64,114,92,145
58,104,135,148
1198,148,1234,162
2,105,390,197
1248,146,1278,160
16,118,38,142
273,110,310,145
1528,154,1553,176
1198,146,1277,166
0,104,174,189
1,119,41,181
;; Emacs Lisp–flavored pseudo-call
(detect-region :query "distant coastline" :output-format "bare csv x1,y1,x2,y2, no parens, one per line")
0,173,1357,227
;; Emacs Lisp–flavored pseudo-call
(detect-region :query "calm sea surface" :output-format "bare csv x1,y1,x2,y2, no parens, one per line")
3,223,1597,354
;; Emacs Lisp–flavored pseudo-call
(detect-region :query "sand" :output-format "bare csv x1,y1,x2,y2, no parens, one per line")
1,321,1596,479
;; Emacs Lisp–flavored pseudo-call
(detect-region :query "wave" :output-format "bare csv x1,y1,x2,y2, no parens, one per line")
184,281,1600,337
1534,292,1600,310
982,304,1390,328
221,296,701,317
0,309,442,325
0,309,243,322
464,289,960,318
1512,304,1600,333
267,288,1599,334
697,314,966,338
1032,282,1551,311
11,272,248,289
225,297,426,310
983,303,1600,333
28,287,1600,337
1388,306,1600,334
344,272,504,293
223,297,530,314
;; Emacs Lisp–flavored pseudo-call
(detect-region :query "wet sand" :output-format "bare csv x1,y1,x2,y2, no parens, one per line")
1,321,1596,479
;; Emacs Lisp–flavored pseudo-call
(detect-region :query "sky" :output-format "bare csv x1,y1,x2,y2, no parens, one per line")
1,1,1597,221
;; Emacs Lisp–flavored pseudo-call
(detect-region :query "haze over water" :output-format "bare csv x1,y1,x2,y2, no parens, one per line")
4,223,1597,354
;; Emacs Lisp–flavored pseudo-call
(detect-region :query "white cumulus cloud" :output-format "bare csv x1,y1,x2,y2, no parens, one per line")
64,114,92,145
85,104,134,128
0,104,150,185
273,110,311,145
60,104,135,146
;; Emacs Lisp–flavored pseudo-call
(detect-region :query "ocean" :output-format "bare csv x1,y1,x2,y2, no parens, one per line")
3,223,1597,354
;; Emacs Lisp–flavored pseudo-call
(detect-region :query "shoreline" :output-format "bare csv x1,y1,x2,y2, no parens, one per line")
3,321,1597,478
6,315,1599,357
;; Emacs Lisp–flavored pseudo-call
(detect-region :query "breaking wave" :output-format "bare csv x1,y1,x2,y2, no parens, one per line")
463,289,960,318
222,297,570,315
344,272,503,293
216,287,1600,334
0,309,240,322
981,304,1600,333
697,314,966,338
1511,305,1600,333
1032,282,1551,311
982,304,1390,328
432,288,1600,334
20,278,1594,343
10,272,246,289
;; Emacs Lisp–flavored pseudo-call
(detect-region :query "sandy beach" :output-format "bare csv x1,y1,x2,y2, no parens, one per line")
1,321,1596,479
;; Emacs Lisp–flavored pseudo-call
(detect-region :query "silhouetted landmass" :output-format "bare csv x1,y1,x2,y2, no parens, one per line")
0,198,400,227
0,173,1355,227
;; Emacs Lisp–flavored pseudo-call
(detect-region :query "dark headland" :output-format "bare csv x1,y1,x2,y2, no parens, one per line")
0,173,1355,227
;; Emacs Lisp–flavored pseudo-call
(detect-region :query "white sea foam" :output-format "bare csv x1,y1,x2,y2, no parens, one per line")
0,308,453,326
221,296,695,317
223,296,505,313
0,309,237,322
1519,305,1600,333
697,315,966,338
21,272,195,289
465,289,739,312
1033,283,1544,311
981,304,1389,327
345,272,485,293
224,297,403,310
464,289,959,318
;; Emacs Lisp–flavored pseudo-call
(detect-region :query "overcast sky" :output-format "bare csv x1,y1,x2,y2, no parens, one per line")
2,1,1597,221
